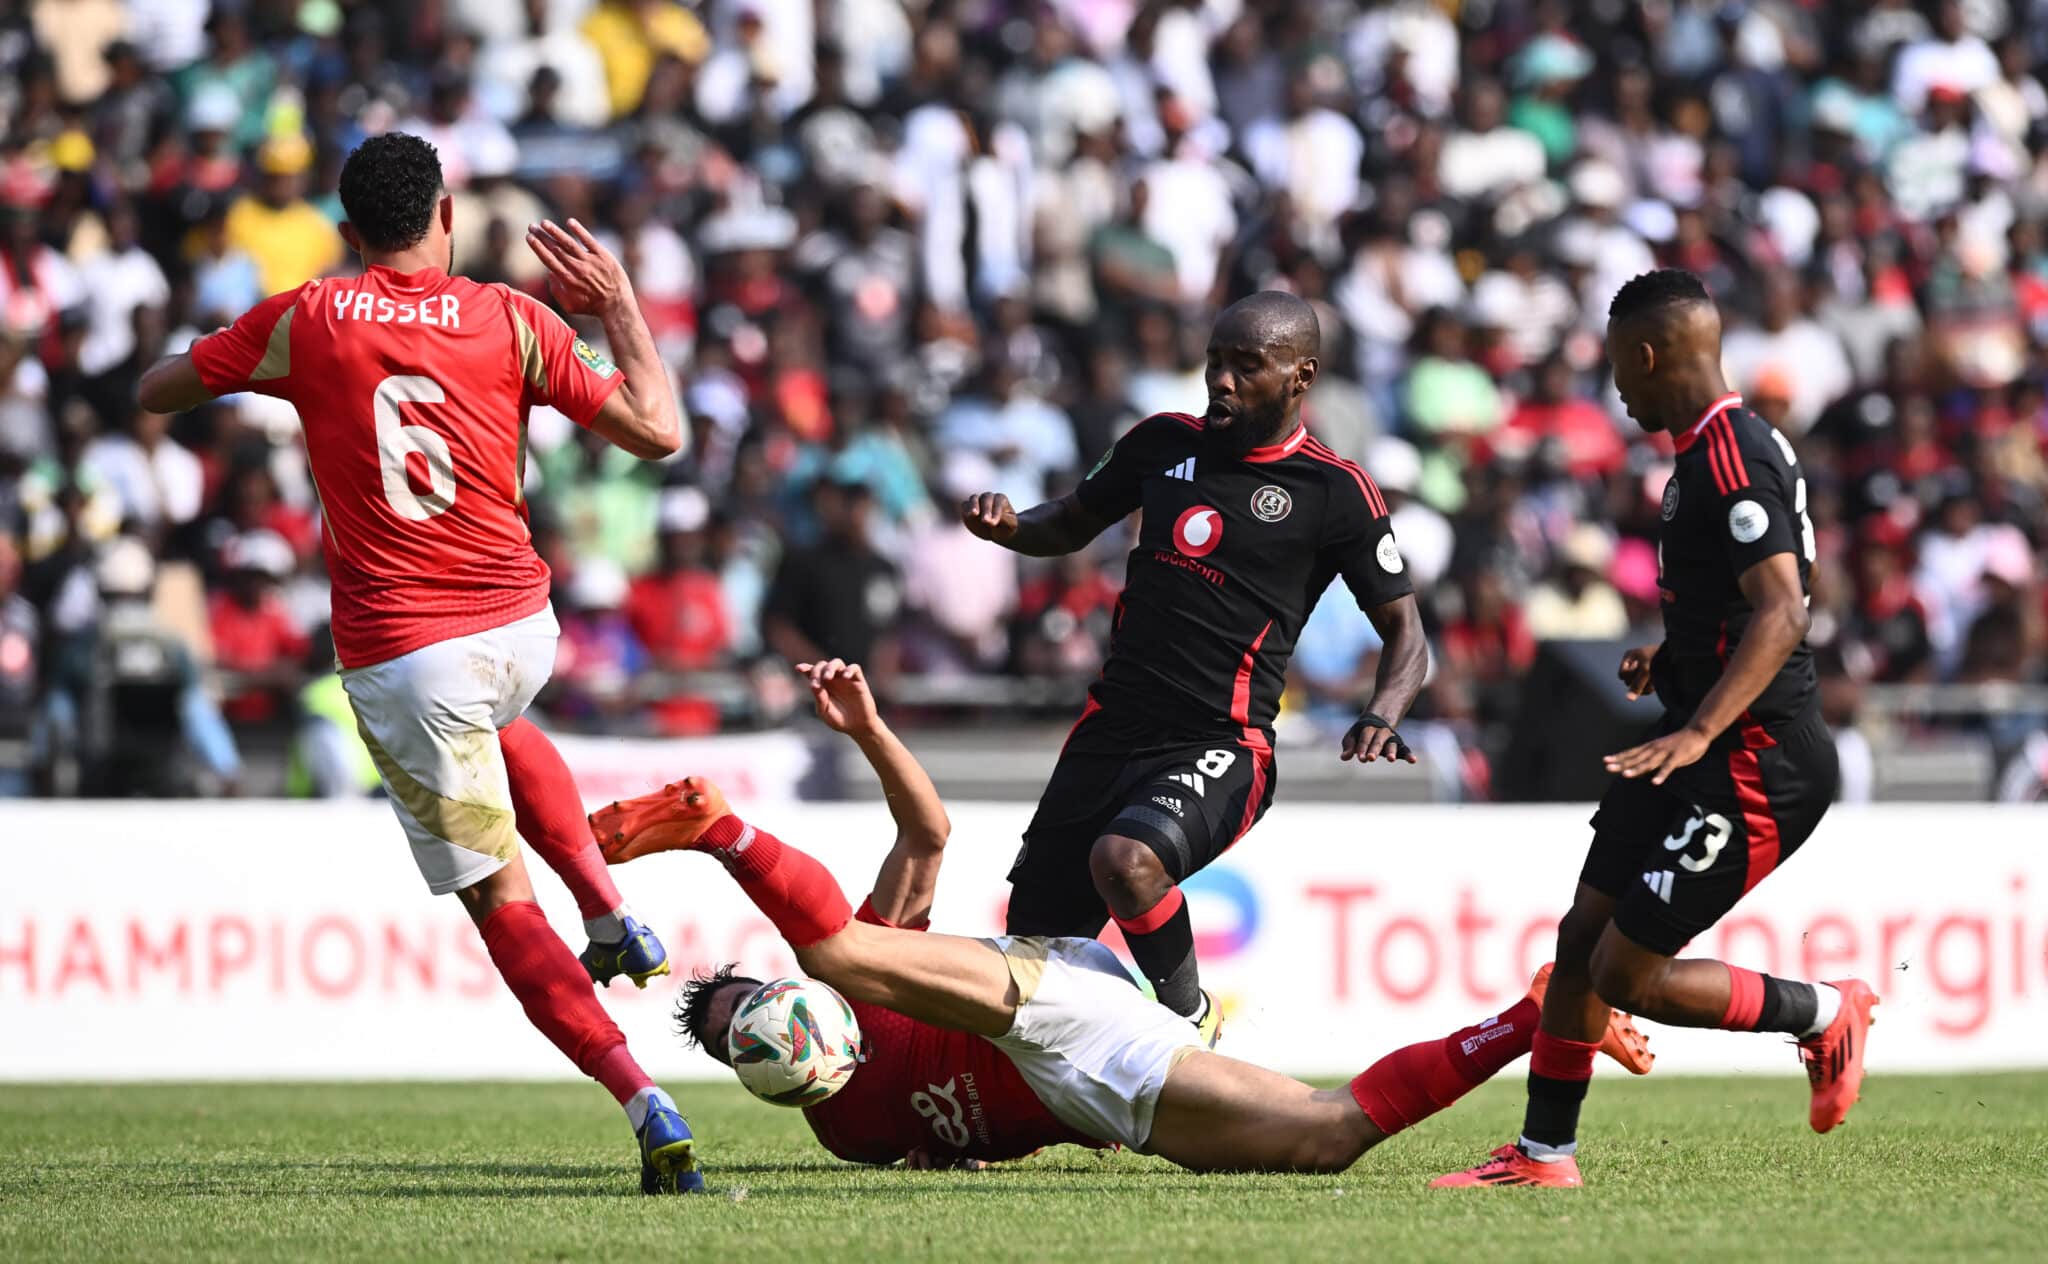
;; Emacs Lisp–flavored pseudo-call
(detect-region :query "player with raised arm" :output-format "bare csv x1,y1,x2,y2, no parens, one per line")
136,133,705,1194
1433,270,1878,1190
958,291,1430,1039
591,661,1650,1173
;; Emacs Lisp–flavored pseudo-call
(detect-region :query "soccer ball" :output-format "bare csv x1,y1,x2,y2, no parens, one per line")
726,976,863,1107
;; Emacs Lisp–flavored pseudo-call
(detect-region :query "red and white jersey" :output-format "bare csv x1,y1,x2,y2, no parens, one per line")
190,265,623,668
799,898,1104,1165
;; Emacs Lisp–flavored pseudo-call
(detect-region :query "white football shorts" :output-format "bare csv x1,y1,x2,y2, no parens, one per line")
339,607,558,894
981,935,1203,1150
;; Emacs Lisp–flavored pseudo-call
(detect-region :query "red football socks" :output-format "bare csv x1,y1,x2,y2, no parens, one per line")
698,814,853,948
1349,997,1541,1135
500,718,625,925
478,900,636,1080
586,1041,656,1107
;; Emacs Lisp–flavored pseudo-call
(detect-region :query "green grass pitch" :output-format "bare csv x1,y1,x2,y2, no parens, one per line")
3,1074,2044,1262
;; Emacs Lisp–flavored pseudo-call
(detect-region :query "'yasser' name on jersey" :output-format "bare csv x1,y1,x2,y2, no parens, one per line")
331,290,462,327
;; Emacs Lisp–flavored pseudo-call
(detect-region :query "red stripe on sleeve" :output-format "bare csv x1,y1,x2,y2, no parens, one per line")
1712,417,1750,491
1728,748,1783,894
1704,426,1734,494
1304,439,1387,517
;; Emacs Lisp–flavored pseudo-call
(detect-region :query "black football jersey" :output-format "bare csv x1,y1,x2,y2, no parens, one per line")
1070,413,1411,750
1650,394,1818,735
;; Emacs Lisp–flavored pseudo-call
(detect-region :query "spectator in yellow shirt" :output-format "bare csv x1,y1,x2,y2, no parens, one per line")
581,0,710,119
223,134,341,296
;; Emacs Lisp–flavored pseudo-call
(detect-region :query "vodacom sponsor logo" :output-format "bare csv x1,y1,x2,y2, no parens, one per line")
1173,505,1224,558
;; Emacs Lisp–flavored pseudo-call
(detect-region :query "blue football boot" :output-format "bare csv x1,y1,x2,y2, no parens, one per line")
638,1103,706,1195
581,915,671,989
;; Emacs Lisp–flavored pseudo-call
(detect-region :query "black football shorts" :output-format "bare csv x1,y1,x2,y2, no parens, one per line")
1005,729,1276,938
1580,713,1838,956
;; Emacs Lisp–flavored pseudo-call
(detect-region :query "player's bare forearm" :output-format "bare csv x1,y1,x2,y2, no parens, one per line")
961,491,1109,557
1683,554,1810,744
1361,594,1428,727
590,290,684,459
857,723,950,928
855,724,950,855
529,217,683,459
136,353,214,414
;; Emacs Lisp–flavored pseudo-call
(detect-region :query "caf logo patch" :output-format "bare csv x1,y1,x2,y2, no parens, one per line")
573,337,617,379
1250,484,1292,523
1173,505,1224,558
1661,477,1680,521
1375,534,1405,574
1728,499,1769,543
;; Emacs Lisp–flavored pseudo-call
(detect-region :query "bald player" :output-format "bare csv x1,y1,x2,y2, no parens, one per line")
960,291,1429,1037
1434,269,1878,1190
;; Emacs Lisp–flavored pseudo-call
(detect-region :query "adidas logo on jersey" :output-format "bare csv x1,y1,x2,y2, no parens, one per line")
1151,795,1184,814
1164,457,1197,481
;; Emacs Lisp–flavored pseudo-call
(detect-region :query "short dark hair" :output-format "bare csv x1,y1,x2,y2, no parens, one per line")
674,963,760,1050
1608,268,1712,325
338,133,444,253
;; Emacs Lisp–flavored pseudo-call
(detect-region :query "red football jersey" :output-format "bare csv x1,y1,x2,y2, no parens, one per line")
800,899,1104,1165
189,265,624,668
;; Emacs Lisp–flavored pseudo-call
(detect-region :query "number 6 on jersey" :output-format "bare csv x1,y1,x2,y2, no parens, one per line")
376,374,457,520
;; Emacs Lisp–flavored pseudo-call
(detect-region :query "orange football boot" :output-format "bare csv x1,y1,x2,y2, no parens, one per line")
1429,1143,1582,1189
589,775,732,862
1798,978,1879,1133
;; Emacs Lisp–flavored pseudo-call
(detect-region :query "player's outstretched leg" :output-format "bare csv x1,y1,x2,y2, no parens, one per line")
594,777,1025,1035
1090,835,1214,1036
1585,927,1878,1134
1148,971,1649,1174
456,853,703,1195
498,717,669,989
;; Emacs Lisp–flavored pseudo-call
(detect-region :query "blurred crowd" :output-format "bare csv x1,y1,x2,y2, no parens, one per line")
3,0,2047,799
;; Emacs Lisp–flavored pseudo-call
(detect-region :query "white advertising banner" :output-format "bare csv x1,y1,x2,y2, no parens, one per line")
544,730,813,806
0,802,2042,1080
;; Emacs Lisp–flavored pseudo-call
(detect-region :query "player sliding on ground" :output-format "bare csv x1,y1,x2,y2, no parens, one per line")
137,133,704,1194
960,291,1429,1045
593,659,1651,1172
1432,269,1879,1190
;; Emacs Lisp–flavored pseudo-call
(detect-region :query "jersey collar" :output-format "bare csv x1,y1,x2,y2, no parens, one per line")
1242,423,1309,463
1670,393,1743,453
365,263,448,291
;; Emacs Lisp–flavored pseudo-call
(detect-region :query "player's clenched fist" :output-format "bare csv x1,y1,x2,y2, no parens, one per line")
1617,642,1660,701
527,218,630,317
959,492,1018,543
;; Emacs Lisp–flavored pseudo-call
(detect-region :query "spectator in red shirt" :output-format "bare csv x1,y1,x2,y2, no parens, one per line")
208,529,308,725
625,487,732,734
1496,351,1627,480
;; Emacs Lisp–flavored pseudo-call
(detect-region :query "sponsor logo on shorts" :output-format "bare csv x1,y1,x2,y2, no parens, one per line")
1167,772,1206,796
1152,795,1184,815
1643,869,1676,903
